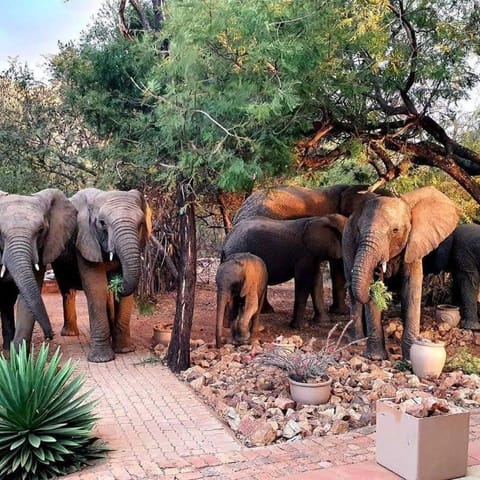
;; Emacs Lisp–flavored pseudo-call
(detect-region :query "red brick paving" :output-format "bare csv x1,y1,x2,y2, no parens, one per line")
37,292,480,479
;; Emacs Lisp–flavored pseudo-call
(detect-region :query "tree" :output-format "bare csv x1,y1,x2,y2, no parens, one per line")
0,61,98,193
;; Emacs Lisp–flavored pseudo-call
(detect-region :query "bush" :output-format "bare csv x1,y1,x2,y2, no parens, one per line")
0,343,108,479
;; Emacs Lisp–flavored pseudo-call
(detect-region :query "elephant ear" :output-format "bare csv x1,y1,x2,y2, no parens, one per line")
34,189,77,264
402,186,459,264
128,189,153,245
72,190,103,263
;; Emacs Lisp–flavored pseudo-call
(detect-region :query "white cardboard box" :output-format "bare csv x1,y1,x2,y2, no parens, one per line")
376,399,470,480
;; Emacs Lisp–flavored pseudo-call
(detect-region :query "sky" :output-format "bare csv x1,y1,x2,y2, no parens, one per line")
0,0,102,79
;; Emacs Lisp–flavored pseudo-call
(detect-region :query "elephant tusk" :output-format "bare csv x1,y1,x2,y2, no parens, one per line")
382,261,387,273
34,263,40,271
109,252,114,262
0,264,5,278
141,255,145,261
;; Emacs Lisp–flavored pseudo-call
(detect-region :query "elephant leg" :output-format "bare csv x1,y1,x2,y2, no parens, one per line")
311,263,329,324
261,290,275,313
78,257,114,363
0,284,17,350
401,261,423,359
455,269,480,330
349,298,365,340
111,294,136,353
61,289,79,336
251,291,267,336
328,259,349,314
364,301,387,360
235,294,259,344
290,264,312,329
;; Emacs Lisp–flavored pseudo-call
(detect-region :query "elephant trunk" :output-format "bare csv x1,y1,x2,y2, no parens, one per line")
351,235,385,305
215,290,229,348
113,222,142,297
3,237,53,339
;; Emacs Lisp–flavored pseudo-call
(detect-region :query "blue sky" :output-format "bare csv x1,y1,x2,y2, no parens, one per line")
0,0,102,78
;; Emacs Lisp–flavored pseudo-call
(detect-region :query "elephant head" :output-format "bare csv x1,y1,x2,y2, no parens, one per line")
0,189,77,338
72,188,152,296
344,187,458,305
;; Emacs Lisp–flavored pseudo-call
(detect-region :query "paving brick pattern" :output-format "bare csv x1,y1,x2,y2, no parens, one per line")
41,293,480,480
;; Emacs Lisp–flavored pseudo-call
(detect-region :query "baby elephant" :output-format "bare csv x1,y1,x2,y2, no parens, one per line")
215,253,268,348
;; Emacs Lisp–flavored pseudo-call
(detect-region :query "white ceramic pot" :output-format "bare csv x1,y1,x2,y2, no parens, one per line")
410,338,446,378
153,324,172,346
435,304,461,327
288,377,332,405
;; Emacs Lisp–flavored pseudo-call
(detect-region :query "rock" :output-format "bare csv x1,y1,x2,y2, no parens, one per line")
330,420,349,435
275,397,296,410
225,407,241,431
406,374,421,388
282,420,301,439
190,376,205,392
474,333,480,346
248,421,277,446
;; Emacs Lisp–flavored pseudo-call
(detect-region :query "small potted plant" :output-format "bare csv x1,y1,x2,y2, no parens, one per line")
256,321,360,405
153,323,173,346
410,336,447,378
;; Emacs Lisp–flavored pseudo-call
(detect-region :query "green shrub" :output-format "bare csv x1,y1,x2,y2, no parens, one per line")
0,343,108,479
445,347,480,375
369,280,393,312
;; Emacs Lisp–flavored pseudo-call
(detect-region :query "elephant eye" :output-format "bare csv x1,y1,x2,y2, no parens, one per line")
99,219,107,229
392,227,399,234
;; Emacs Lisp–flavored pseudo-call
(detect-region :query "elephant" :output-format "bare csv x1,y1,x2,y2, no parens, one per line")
423,223,480,331
0,189,76,349
52,188,152,363
342,186,459,360
215,252,268,347
221,214,347,329
233,184,390,314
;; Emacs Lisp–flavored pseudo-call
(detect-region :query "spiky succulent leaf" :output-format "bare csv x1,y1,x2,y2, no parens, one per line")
0,342,108,479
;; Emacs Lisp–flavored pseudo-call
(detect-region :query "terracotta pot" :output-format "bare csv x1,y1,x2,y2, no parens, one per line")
288,376,332,405
435,304,461,327
153,323,173,346
410,338,446,378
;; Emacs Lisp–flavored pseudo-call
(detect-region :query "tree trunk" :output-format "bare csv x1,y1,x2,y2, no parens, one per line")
166,177,197,372
217,190,233,234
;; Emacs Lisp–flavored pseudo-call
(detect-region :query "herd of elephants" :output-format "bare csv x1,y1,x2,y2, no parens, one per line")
0,184,479,364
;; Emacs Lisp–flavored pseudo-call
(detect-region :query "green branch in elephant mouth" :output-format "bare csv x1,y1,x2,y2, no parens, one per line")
369,280,393,312
108,275,123,301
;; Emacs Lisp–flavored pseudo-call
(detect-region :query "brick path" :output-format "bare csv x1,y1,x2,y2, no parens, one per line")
39,292,480,480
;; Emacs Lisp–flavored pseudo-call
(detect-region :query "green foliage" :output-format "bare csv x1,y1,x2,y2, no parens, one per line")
0,343,107,479
445,347,480,374
393,359,413,372
369,280,393,312
136,297,155,316
108,275,123,302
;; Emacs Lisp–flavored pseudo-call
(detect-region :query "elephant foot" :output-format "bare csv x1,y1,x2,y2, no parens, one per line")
113,342,136,354
61,325,79,336
328,304,349,315
88,346,115,363
311,313,329,324
261,303,275,314
461,320,480,331
289,320,307,330
363,344,388,361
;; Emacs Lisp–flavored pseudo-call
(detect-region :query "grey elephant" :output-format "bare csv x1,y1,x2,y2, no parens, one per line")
0,189,76,349
342,186,459,360
52,188,152,363
215,252,268,348
222,214,347,329
423,223,480,331
234,184,390,314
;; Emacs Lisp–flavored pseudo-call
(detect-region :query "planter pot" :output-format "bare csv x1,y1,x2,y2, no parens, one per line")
435,304,461,327
410,338,446,378
153,323,173,346
288,376,332,405
376,399,470,480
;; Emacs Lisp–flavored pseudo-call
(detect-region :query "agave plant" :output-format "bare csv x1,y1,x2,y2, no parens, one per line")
0,342,108,480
